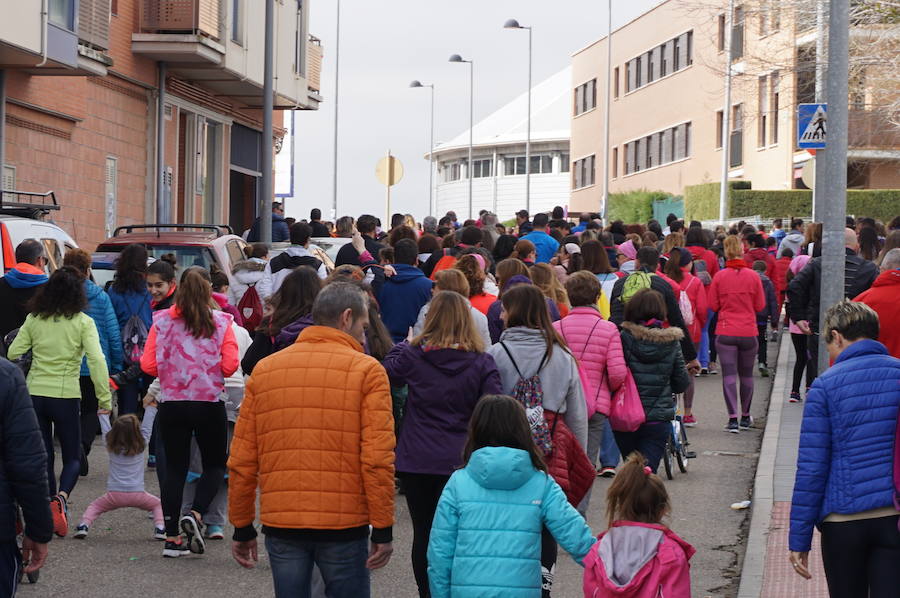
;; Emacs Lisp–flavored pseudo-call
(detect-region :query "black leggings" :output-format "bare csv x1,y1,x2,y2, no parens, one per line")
708,312,719,363
79,376,99,456
32,396,81,497
820,515,900,598
158,401,227,537
790,333,810,393
400,472,450,598
541,526,558,597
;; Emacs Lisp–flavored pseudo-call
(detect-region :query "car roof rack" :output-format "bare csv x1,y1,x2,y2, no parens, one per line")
0,190,59,219
113,224,234,238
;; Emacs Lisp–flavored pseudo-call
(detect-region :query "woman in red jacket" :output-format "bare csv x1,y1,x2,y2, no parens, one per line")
708,236,765,434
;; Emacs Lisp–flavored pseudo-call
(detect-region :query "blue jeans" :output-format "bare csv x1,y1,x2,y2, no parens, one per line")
698,308,713,368
613,421,671,474
266,535,370,598
598,417,620,468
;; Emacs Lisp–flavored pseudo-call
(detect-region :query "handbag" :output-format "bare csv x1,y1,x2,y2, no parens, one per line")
545,411,596,506
609,368,645,432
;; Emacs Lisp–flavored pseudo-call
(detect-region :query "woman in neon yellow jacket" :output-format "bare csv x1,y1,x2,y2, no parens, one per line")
9,265,111,538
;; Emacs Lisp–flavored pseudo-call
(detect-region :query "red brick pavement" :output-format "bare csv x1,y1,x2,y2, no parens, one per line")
759,502,829,597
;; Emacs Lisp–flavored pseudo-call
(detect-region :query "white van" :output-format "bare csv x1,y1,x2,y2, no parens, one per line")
0,192,78,273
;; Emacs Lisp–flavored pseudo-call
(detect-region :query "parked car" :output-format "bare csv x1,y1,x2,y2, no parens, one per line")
1,191,78,274
92,224,249,289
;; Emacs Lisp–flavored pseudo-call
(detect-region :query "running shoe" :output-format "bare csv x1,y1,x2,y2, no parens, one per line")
180,512,206,555
788,392,802,403
708,363,719,375
147,455,157,469
758,364,770,377
698,368,709,376
50,495,68,537
205,525,225,540
740,415,754,429
597,467,617,478
154,527,166,541
73,524,89,539
162,538,191,558
727,419,739,434
683,414,697,427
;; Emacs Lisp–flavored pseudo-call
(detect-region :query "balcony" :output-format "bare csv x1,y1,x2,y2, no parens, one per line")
132,0,225,66
307,35,322,94
848,108,900,151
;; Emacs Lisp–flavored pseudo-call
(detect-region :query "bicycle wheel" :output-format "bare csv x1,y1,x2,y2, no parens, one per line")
675,420,689,473
663,434,674,480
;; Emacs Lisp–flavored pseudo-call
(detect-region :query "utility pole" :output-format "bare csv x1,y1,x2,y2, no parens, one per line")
260,0,274,243
817,0,849,374
812,0,828,220
331,0,342,220
156,63,166,223
718,0,735,225
601,0,612,225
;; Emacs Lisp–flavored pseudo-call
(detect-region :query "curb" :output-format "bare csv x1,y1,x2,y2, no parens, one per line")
736,332,792,598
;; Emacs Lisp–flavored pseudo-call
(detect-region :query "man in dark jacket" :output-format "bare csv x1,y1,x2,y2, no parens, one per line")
787,228,878,383
309,208,331,238
610,247,699,368
0,240,48,340
0,359,52,589
246,202,291,243
377,239,433,343
421,226,483,278
335,214,384,268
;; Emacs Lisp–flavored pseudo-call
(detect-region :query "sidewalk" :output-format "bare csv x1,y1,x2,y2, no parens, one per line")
738,333,829,598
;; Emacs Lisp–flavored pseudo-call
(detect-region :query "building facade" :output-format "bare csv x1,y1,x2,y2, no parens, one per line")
570,0,900,215
432,67,571,221
1,0,321,248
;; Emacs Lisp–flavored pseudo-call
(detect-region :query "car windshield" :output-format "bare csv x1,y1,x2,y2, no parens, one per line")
92,244,217,287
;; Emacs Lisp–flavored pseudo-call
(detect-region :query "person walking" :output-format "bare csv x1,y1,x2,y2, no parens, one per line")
229,283,396,597
487,284,587,597
412,269,492,348
0,240,48,340
258,223,326,300
383,291,502,597
0,358,52,592
552,272,626,491
616,289,691,473
777,218,805,259
786,251,813,402
308,208,331,238
520,213,561,264
789,301,900,597
8,266,112,537
139,267,238,558
853,248,900,358
228,243,268,307
708,236,765,433
246,201,290,243
106,243,153,416
377,239,433,343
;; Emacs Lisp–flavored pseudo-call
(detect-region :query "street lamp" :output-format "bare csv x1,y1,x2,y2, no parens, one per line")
504,19,533,214
410,80,436,218
449,53,474,219
331,0,342,220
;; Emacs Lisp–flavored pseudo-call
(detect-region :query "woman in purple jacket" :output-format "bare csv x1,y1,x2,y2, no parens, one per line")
383,291,503,598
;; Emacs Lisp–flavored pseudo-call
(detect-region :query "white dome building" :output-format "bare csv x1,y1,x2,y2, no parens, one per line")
431,67,571,221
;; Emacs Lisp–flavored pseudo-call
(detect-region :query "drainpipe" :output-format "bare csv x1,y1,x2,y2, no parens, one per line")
260,0,274,244
35,0,50,67
156,62,166,223
0,70,6,190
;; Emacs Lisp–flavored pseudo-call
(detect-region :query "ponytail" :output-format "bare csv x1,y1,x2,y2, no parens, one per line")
663,250,684,283
605,452,671,528
175,267,216,339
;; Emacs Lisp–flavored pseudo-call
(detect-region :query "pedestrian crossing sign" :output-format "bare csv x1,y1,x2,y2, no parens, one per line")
797,103,827,149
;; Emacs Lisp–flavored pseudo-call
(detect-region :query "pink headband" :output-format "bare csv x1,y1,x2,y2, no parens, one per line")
472,253,487,272
619,240,637,260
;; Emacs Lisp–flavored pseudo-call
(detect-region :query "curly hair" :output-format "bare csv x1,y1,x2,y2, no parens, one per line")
454,254,486,297
29,266,87,319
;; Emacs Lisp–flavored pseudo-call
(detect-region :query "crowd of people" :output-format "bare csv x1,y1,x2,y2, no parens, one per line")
0,205,897,597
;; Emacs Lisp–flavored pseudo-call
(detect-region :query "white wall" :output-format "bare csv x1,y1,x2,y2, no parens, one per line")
0,0,43,58
436,172,571,221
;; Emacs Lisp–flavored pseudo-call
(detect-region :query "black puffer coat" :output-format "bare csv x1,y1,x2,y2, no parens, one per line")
0,358,53,543
620,322,691,422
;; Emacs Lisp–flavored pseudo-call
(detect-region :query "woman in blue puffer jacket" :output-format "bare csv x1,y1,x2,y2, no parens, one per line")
428,395,594,598
64,249,123,474
789,300,900,597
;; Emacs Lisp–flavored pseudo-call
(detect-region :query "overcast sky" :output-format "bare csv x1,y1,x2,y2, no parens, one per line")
285,0,662,222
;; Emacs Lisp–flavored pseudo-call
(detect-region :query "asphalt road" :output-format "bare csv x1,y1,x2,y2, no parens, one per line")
21,342,775,598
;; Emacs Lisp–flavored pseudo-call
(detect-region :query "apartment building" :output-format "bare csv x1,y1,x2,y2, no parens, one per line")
570,0,900,215
0,0,322,248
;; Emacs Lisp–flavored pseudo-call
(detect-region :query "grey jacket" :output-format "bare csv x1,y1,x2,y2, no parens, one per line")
777,230,804,259
488,327,588,449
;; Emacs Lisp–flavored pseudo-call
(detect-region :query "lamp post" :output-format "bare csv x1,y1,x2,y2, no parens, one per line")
601,1,612,225
503,19,533,214
331,0,341,220
410,80,436,217
449,54,474,219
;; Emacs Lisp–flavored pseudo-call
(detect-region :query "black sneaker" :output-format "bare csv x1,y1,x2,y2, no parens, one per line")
73,524,89,539
740,415,753,429
727,419,739,434
789,392,802,403
758,364,770,377
180,513,205,555
163,538,190,558
154,527,166,541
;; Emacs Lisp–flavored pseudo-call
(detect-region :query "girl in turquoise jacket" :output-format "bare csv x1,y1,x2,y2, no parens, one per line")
427,395,595,598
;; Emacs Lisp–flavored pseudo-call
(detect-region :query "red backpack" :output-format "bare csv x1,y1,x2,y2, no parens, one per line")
429,249,458,280
238,283,263,334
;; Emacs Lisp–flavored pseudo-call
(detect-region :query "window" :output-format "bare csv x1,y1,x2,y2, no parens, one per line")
850,68,866,109
661,127,673,163
658,43,668,77
771,2,781,31
560,153,570,173
716,110,724,149
293,1,305,75
232,0,243,44
623,122,691,175
647,50,655,84
573,155,595,189
472,159,493,178
635,57,643,89
770,71,780,144
111,0,118,15
613,67,620,98
730,104,743,167
2,165,15,202
625,61,632,93
759,1,769,36
574,79,596,115
732,6,745,61
530,155,552,174
505,157,524,176
105,157,117,238
684,32,693,66
226,239,248,266
796,45,817,104
612,147,618,178
444,162,462,182
505,155,552,175
758,76,768,147
673,35,681,71
626,31,691,95
717,14,726,52
49,0,74,29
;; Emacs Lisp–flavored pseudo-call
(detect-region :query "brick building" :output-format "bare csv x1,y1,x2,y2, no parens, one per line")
1,0,322,248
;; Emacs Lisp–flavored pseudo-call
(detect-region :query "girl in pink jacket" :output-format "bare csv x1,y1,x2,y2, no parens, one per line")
583,453,694,598
553,271,627,509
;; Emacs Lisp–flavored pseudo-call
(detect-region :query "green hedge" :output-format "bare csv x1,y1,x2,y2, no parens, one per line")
608,190,670,223
730,190,812,218
683,181,751,221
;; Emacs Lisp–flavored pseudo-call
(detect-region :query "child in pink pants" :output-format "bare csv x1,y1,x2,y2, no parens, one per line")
74,402,164,539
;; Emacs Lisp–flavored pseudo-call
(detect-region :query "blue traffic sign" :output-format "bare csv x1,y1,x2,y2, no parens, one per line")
797,103,827,149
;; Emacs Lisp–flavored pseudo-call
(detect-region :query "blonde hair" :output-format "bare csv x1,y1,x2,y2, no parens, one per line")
434,269,470,296
531,263,569,308
411,291,485,352
823,299,879,345
662,232,685,255
723,235,743,260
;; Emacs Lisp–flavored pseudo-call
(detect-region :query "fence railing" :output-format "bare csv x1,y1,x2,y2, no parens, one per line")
140,0,221,40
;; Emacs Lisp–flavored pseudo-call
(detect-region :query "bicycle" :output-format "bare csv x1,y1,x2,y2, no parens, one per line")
662,393,696,481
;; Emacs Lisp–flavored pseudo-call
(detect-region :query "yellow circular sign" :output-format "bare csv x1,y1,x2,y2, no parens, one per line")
375,156,404,187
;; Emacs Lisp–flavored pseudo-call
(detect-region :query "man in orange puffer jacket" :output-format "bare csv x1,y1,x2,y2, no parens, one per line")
228,282,396,597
